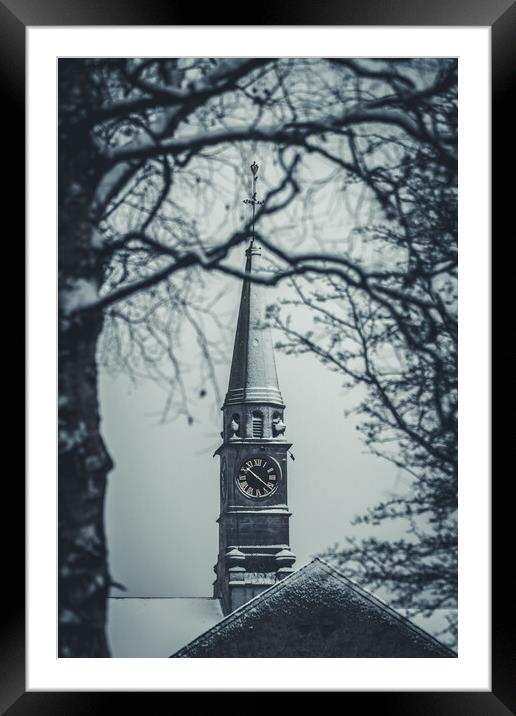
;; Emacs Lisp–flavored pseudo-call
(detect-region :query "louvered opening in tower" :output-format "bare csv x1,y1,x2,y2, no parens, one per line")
252,411,264,438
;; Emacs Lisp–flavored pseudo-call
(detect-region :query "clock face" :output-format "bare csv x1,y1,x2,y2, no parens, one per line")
236,456,281,499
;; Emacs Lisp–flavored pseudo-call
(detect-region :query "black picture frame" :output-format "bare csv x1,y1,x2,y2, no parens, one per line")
7,0,511,711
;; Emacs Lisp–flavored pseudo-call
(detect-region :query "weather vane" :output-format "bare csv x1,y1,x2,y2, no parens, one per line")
243,161,264,247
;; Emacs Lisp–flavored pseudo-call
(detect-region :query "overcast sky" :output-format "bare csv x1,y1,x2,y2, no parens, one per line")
100,267,411,599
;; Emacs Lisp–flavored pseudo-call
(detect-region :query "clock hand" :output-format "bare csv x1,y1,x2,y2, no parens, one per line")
245,467,271,490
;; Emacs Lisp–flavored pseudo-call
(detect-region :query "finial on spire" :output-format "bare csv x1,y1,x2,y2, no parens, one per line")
243,160,264,251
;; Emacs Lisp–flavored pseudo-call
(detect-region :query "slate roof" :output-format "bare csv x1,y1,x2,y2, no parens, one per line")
399,608,457,647
107,597,223,657
171,559,457,658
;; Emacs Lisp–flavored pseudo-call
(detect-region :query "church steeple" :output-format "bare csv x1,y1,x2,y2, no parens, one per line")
224,240,284,409
213,162,295,615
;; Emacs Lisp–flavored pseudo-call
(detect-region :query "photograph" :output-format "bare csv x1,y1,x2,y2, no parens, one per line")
9,5,505,706
57,56,459,660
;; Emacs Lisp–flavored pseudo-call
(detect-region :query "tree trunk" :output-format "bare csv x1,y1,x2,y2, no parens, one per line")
58,60,113,657
58,312,113,657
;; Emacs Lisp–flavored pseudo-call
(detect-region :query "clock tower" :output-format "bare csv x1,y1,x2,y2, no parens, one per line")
214,162,295,615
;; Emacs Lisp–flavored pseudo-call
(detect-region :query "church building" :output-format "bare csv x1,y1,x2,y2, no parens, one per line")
107,163,456,659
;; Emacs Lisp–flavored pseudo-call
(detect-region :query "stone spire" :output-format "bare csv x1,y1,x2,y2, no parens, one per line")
214,162,293,615
224,164,283,409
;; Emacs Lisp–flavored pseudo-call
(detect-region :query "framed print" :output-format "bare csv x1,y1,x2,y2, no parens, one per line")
8,0,511,711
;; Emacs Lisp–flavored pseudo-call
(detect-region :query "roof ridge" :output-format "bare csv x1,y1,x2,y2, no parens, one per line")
172,557,456,657
171,559,320,657
313,558,456,656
